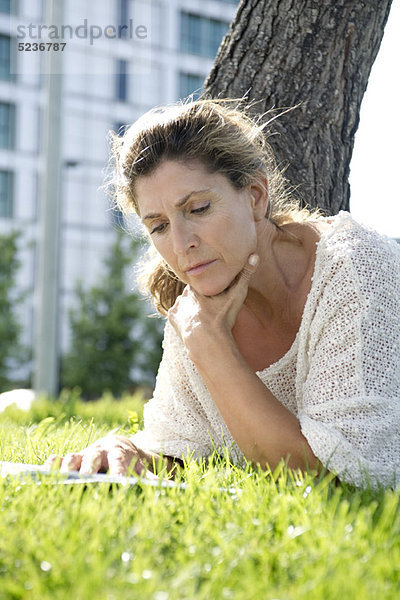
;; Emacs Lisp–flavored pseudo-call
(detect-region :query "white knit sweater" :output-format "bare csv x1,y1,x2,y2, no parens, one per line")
132,212,400,487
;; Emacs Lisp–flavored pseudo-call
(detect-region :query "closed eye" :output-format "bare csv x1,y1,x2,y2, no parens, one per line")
150,222,168,235
191,203,210,214
150,202,210,234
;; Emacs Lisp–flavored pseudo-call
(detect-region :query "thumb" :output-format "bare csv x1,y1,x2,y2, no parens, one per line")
240,253,259,282
221,253,260,329
228,253,259,299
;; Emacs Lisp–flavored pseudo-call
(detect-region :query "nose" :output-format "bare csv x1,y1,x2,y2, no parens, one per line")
171,219,199,255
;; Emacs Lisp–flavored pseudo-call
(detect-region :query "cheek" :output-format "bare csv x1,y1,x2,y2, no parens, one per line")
225,219,257,256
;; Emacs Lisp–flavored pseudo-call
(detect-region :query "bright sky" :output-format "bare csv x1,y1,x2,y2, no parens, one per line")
349,1,400,238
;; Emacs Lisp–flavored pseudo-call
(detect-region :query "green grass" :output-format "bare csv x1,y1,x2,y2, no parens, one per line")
1,393,400,600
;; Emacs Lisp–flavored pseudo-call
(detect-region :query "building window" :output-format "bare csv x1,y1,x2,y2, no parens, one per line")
180,12,230,58
116,59,128,101
0,170,14,218
178,72,204,100
209,19,229,56
0,0,11,13
0,34,12,80
0,102,15,149
117,0,129,39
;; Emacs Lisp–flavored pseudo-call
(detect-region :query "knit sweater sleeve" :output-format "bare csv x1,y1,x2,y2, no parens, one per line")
298,219,400,487
130,320,213,460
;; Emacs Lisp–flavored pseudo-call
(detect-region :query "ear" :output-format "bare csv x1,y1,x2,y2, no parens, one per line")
247,178,269,221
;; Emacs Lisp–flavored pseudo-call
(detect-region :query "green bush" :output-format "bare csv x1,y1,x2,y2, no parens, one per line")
0,231,28,392
0,387,146,430
61,232,164,398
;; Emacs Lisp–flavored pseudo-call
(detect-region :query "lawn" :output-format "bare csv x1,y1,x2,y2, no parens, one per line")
0,390,399,600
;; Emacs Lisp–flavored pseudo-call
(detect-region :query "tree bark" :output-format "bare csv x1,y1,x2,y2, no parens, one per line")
204,0,392,215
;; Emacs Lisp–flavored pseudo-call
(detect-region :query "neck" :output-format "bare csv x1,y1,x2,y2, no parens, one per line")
242,220,311,328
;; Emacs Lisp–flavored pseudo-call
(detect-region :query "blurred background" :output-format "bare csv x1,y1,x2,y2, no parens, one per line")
0,0,398,400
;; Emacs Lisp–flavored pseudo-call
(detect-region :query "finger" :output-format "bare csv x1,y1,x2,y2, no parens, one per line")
79,447,107,474
217,254,260,325
60,452,83,473
239,253,259,282
44,454,62,471
168,285,189,315
223,254,259,298
107,444,138,476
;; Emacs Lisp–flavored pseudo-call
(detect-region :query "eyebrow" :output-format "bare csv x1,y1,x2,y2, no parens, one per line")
142,189,212,222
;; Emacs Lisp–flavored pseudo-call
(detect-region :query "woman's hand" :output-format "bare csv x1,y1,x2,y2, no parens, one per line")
168,253,259,362
44,435,155,477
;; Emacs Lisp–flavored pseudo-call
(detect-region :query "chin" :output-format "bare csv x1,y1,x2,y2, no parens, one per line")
192,277,236,297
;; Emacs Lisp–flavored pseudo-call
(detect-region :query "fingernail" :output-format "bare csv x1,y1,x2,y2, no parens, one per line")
248,254,259,266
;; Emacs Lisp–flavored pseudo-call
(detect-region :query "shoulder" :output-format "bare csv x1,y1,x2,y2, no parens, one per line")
301,211,400,333
319,211,400,259
316,211,400,286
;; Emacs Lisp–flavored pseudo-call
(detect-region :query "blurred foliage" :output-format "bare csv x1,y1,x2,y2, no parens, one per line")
0,231,28,392
0,386,146,431
60,232,164,398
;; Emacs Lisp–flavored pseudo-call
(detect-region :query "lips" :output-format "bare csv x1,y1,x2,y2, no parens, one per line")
184,260,216,275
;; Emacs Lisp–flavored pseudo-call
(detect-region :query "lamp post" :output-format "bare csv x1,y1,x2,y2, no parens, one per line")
33,0,64,397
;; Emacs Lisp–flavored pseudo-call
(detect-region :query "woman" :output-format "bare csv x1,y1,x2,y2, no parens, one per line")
47,99,400,488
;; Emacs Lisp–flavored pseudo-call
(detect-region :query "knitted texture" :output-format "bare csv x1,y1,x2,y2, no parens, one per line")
132,212,400,487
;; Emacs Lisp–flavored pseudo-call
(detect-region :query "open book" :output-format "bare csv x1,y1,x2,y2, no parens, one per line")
0,461,182,488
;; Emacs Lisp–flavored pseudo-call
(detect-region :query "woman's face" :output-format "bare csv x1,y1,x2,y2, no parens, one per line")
136,160,267,296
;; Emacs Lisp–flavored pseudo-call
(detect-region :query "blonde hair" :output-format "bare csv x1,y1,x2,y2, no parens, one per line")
109,98,319,315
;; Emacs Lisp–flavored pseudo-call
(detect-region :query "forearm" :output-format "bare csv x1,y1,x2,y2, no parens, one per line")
193,337,319,472
167,256,319,473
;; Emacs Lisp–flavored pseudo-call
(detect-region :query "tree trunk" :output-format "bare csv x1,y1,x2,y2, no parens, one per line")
204,0,392,215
